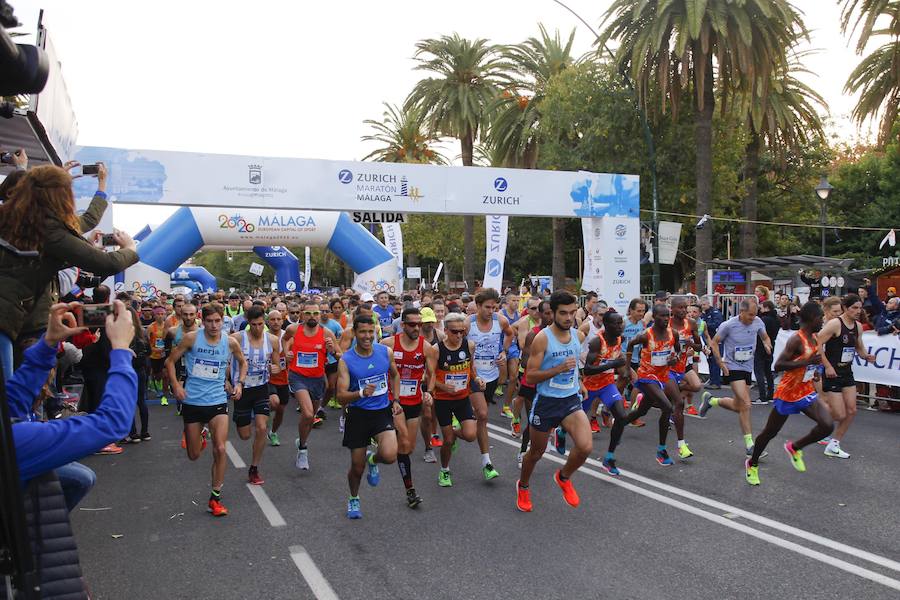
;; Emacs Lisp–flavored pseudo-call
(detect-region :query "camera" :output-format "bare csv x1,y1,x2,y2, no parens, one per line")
100,233,117,247
76,271,103,289
81,164,100,176
0,149,20,165
75,303,112,328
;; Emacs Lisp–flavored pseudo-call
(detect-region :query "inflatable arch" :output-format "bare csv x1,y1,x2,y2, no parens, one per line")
123,207,396,297
171,266,217,293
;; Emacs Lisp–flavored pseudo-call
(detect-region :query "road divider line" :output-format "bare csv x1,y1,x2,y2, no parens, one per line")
246,484,286,527
487,422,900,574
290,545,340,600
225,441,246,468
486,429,900,592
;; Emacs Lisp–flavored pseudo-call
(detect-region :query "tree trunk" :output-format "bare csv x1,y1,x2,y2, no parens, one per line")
694,49,715,295
740,130,760,259
552,218,566,291
461,130,475,289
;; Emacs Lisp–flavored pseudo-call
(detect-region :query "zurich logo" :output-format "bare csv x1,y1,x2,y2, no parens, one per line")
493,177,508,192
487,259,502,277
286,281,297,291
617,269,625,278
338,169,353,184
615,224,627,238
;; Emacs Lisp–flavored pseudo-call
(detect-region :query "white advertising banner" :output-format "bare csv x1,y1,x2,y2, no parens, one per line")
601,217,640,313
304,246,311,292
72,146,640,220
31,28,78,163
581,217,604,294
380,222,404,290
657,221,682,265
482,215,508,291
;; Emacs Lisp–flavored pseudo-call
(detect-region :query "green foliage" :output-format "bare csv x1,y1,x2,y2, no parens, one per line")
361,103,448,164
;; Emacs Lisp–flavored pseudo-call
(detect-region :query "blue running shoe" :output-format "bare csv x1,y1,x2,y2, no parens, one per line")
601,457,620,476
366,451,380,487
554,426,567,456
347,497,362,519
656,449,674,466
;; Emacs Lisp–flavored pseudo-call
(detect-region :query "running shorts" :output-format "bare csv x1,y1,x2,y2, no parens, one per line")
233,385,271,427
434,398,475,427
181,402,228,424
723,370,752,385
288,372,326,402
822,369,855,393
529,393,582,432
342,406,395,449
268,383,291,405
401,403,422,421
586,384,623,411
773,393,817,416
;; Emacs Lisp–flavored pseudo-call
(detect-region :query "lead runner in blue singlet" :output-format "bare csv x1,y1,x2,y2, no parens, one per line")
516,290,592,513
166,302,247,518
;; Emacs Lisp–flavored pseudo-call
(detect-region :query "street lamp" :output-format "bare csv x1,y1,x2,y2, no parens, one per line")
815,176,833,257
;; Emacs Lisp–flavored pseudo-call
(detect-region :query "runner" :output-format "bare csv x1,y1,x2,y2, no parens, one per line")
510,297,542,436
166,302,248,517
583,311,628,454
164,301,199,416
621,298,649,428
816,293,876,459
575,291,598,327
282,299,341,471
382,307,438,508
265,309,290,446
419,307,443,460
516,291,591,512
373,291,394,338
699,299,771,457
320,300,344,413
465,288,514,480
614,303,681,467
147,306,170,406
578,301,607,433
667,296,709,460
514,300,553,465
499,293,522,420
431,312,482,488
745,301,834,485
336,315,400,519
228,306,280,485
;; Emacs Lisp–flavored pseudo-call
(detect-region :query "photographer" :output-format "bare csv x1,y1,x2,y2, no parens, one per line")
8,300,137,502
875,297,900,335
0,164,138,379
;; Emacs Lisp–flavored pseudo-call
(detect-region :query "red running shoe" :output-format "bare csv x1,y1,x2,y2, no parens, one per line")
208,497,228,517
589,417,601,433
516,480,533,512
248,468,264,485
685,405,699,417
554,470,580,508
430,434,443,448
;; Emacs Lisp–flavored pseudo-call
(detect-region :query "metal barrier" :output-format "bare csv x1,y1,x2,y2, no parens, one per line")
716,294,758,319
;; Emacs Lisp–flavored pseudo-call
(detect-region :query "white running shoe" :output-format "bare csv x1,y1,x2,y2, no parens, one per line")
423,449,436,463
517,451,525,467
296,446,310,470
339,414,345,433
824,441,850,459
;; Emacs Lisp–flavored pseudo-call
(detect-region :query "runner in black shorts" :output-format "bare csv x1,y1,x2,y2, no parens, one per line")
265,309,291,446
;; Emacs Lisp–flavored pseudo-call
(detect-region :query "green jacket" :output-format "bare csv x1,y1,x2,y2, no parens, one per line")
0,193,139,340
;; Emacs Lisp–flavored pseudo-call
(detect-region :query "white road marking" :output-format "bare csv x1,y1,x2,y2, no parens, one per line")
486,427,900,591
246,484,287,527
487,421,900,573
290,545,340,600
225,441,246,468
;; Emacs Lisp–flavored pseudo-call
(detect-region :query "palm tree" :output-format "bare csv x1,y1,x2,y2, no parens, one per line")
406,34,511,287
361,102,448,164
600,0,803,292
841,1,900,146
487,24,578,290
738,54,827,257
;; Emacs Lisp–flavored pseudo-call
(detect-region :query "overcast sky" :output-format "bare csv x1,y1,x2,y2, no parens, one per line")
10,0,871,234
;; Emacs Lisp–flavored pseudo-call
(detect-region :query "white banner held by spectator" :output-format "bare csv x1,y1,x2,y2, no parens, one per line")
303,247,311,292
657,221,682,265
482,215,508,291
380,222,404,290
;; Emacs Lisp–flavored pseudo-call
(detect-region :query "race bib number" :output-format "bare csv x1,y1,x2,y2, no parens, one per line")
840,346,855,364
296,352,319,369
154,338,165,349
246,370,266,387
549,368,576,389
446,373,468,392
802,365,817,382
360,373,388,396
278,356,286,370
399,379,419,397
734,345,753,362
650,350,670,367
192,359,220,380
474,356,494,373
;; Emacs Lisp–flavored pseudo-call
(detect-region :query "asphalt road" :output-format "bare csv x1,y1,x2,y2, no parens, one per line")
70,388,900,600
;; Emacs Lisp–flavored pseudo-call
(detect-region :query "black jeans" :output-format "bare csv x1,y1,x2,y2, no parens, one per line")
753,349,774,402
130,369,149,437
80,367,108,414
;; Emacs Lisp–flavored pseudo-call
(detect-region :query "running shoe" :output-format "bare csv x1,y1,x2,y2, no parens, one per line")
160,396,169,406
510,418,521,438
97,443,123,455
347,497,362,519
630,418,646,428
824,441,850,459
784,441,806,472
601,457,620,476
632,393,643,411
366,451,380,486
745,445,768,459
208,497,229,517
678,443,694,460
312,416,324,428
139,432,152,442
483,463,500,481
553,427,567,456
516,480,533,512
268,431,281,446
406,488,423,509
430,434,443,448
248,467,264,485
339,414,345,433
327,398,341,409
123,435,141,444
316,408,327,420
744,459,760,486
296,445,310,470
501,405,514,419
423,449,437,463
175,402,182,416
438,470,452,487
601,412,612,429
685,405,699,417
589,417,601,433
553,470,580,507
517,451,525,467
656,449,673,466
817,436,832,446
698,392,713,418
751,398,767,405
